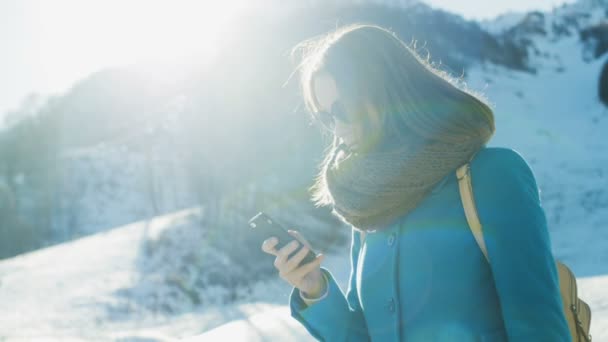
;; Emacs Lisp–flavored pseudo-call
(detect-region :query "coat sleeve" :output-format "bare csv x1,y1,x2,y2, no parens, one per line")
288,227,371,341
475,149,571,341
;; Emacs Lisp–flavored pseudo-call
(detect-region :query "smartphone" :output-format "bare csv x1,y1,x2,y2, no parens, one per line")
249,211,318,267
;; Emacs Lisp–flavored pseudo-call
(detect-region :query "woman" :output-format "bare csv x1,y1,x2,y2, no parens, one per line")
261,23,570,341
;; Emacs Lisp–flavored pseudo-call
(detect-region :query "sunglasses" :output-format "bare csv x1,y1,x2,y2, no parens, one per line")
313,101,353,132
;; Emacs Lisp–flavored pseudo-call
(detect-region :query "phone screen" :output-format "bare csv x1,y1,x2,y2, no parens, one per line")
249,212,318,267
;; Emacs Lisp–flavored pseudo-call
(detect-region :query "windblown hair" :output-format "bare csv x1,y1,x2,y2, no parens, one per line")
288,23,496,208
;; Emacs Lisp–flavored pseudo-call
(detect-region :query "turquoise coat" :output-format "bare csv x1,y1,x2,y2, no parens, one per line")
289,146,571,341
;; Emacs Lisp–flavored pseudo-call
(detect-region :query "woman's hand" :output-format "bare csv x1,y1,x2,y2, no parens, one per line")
261,230,326,297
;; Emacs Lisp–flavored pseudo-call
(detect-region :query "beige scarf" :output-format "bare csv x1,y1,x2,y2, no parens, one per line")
324,135,484,232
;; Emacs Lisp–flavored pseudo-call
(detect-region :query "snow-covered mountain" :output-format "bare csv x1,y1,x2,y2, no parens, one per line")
2,0,608,340
463,1,608,280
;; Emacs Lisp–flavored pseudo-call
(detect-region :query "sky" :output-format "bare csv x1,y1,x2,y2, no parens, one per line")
0,0,577,124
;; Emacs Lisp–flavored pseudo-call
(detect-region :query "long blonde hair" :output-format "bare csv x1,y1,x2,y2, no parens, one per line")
289,23,496,208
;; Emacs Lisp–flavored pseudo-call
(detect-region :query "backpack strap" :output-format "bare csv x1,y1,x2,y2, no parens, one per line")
456,162,490,263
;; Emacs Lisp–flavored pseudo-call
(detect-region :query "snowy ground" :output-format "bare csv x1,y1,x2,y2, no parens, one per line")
3,2,608,341
0,208,349,341
0,207,605,341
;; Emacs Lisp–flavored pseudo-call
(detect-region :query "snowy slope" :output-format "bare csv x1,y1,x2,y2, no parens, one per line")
467,10,608,339
0,208,208,340
0,207,350,341
465,35,608,279
478,0,606,38
0,204,605,341
478,10,528,36
2,0,608,341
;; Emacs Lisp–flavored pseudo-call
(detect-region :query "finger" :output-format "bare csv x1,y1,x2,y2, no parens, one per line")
288,230,313,250
274,240,300,268
284,245,310,273
291,254,325,280
261,237,279,255
277,239,300,260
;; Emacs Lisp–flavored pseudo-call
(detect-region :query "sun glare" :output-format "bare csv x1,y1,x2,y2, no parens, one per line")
34,0,251,91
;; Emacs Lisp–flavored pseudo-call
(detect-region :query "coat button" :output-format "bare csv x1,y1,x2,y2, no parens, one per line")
387,233,396,246
387,298,395,313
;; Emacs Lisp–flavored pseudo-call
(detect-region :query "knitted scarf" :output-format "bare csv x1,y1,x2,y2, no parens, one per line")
324,135,484,232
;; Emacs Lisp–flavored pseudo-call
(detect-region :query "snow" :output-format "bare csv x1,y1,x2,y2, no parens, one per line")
0,205,605,340
0,207,349,341
478,0,606,38
0,208,197,340
3,1,608,340
478,11,528,36
464,34,608,279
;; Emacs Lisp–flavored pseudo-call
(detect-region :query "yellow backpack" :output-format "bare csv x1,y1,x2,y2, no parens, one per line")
456,162,592,342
